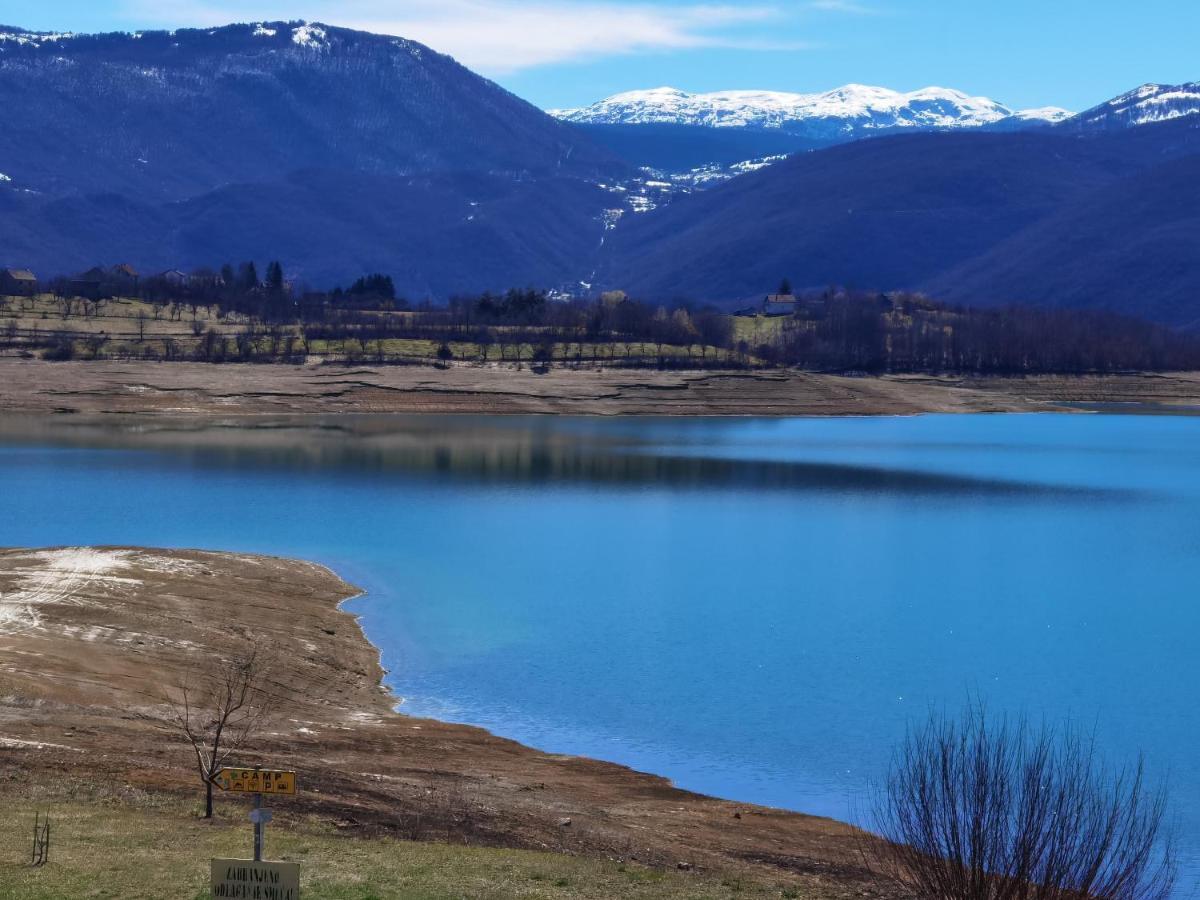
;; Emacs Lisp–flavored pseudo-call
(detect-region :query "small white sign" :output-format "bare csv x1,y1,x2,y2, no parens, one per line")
211,859,298,899
249,809,274,825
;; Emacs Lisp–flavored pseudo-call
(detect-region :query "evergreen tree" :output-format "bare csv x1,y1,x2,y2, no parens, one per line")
238,261,259,292
266,261,284,293
347,274,396,301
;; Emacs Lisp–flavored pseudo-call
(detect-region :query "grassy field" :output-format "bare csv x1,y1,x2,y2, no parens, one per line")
0,294,738,366
731,316,787,347
0,784,801,900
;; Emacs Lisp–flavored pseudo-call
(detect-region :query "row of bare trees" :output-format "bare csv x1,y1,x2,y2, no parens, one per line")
769,292,1200,374
22,264,1200,372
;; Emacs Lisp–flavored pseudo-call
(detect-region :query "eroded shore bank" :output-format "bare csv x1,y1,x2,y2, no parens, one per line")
4,358,1200,416
0,547,890,897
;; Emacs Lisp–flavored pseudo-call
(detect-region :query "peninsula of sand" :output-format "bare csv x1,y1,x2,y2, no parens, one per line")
0,546,895,898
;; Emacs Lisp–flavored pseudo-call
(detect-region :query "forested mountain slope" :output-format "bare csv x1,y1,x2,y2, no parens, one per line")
0,21,625,295
600,117,1200,323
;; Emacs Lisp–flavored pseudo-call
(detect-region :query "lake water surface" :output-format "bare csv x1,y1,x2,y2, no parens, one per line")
1,413,1197,890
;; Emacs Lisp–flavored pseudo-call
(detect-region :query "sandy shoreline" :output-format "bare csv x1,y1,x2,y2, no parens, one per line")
4,357,1200,417
0,546,893,896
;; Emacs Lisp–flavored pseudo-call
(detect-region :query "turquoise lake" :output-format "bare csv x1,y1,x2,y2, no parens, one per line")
1,412,1196,889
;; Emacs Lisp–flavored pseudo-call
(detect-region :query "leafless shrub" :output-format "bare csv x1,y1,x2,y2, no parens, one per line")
395,778,481,843
867,704,1175,900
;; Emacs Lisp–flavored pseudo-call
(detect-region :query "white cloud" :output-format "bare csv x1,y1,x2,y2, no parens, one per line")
119,0,811,72
806,0,876,13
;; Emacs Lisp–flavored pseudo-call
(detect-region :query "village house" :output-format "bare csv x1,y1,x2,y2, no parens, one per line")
70,267,110,300
109,263,139,293
762,293,799,316
0,268,37,296
70,264,140,300
156,269,192,288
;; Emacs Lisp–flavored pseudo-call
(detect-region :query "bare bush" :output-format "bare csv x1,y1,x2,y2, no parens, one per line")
868,704,1175,900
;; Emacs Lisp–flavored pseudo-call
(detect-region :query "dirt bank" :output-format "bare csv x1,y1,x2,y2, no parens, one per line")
4,358,1200,416
0,547,891,897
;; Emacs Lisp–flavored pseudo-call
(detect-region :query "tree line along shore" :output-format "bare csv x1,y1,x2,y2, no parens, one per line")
2,263,1200,373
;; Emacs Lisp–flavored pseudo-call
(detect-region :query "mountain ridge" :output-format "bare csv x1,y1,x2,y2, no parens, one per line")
0,20,627,295
1066,81,1200,131
0,20,625,199
551,84,1073,138
596,116,1200,324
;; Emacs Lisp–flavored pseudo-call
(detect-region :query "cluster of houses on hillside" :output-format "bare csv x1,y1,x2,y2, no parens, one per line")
735,286,902,318
734,291,827,318
0,264,206,300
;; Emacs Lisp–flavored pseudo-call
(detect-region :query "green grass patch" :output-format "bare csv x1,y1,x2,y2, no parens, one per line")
0,793,790,899
732,316,786,345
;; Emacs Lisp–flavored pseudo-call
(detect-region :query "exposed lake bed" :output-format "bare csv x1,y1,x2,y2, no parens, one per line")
7,358,1200,417
3,406,1200,892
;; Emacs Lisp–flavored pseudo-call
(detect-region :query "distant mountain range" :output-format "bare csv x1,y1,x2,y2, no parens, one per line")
551,85,1073,137
551,85,1074,180
2,21,1200,324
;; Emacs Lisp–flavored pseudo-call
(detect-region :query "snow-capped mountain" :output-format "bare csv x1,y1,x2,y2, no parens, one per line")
1069,82,1200,131
551,85,1072,139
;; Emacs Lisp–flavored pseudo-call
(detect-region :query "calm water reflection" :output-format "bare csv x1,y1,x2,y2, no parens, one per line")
0,413,1196,891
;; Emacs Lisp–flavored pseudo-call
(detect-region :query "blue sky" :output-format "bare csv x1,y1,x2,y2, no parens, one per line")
3,0,1198,112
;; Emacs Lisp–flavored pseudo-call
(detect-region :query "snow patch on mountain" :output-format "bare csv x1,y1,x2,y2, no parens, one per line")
0,29,75,46
252,24,278,38
1012,107,1074,123
292,24,328,48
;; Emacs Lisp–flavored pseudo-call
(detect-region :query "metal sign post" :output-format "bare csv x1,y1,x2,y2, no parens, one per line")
210,764,297,897
211,765,293,862
249,791,275,861
253,790,263,861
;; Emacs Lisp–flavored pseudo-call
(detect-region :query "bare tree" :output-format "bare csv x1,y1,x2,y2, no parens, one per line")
158,641,276,818
867,704,1175,900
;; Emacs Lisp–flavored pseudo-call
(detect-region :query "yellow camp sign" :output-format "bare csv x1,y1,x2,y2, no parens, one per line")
213,768,296,796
